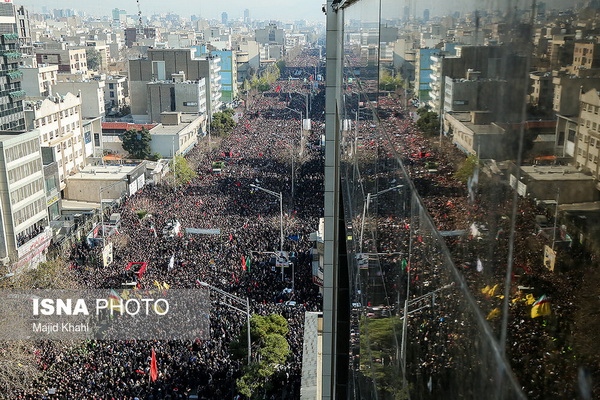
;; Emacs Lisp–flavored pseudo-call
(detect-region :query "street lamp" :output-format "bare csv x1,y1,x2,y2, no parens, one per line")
199,281,252,365
271,133,296,206
250,184,284,280
99,178,128,245
359,185,404,253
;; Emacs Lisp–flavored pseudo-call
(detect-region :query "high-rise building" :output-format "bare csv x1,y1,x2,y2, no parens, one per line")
244,9,250,24
0,3,26,132
221,12,228,25
423,8,430,22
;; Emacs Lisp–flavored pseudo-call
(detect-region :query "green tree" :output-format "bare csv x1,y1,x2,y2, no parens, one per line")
169,155,197,186
210,111,236,137
416,108,440,137
360,316,408,400
121,127,152,159
232,314,291,398
454,154,479,184
379,69,403,91
86,48,101,71
11,258,81,290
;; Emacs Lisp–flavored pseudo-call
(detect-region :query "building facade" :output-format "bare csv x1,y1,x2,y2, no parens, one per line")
575,89,600,180
146,76,207,123
24,92,86,190
20,64,59,97
0,129,50,270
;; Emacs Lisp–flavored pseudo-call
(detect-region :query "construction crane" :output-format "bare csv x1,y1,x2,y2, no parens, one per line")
136,0,144,36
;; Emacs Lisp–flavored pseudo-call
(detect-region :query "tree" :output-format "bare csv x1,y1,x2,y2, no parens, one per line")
11,257,81,290
379,69,403,91
232,314,291,398
416,108,440,137
169,155,197,186
454,154,479,184
86,48,101,71
210,111,236,137
121,128,152,159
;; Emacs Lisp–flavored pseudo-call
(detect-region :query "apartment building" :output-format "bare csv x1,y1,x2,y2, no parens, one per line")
53,79,105,118
575,89,600,180
35,47,88,74
0,129,50,270
104,75,128,115
147,75,207,123
24,93,86,190
20,64,59,97
0,13,26,132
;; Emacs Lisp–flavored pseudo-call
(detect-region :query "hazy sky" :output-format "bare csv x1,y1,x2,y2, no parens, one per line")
14,0,575,22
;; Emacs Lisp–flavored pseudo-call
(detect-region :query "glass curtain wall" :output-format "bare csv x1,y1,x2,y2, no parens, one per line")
332,0,596,398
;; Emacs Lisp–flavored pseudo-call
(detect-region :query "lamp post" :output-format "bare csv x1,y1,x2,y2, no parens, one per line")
99,178,128,245
359,185,404,253
199,281,251,365
271,133,295,206
250,184,284,279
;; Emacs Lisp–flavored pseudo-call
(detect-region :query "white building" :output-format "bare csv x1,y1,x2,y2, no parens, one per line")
53,78,106,118
24,92,86,190
20,64,59,97
104,75,128,115
0,130,51,271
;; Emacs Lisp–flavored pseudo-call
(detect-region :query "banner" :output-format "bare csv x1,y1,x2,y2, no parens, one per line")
543,245,556,272
102,243,114,267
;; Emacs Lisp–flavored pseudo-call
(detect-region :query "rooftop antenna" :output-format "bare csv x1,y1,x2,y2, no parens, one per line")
136,0,144,35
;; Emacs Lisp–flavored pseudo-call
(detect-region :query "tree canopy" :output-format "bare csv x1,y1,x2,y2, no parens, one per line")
416,107,440,137
86,48,101,71
232,314,291,398
210,110,236,137
169,155,197,186
122,127,152,159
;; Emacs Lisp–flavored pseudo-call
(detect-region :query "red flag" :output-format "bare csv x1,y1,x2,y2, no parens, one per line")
150,348,158,382
229,233,233,241
242,255,247,271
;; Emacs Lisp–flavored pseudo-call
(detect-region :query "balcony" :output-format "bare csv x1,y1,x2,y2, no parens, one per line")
1,51,23,61
8,90,26,100
6,69,22,83
1,33,19,44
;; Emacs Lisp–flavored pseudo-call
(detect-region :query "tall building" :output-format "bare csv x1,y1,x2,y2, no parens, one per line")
575,89,600,180
423,8,430,22
244,9,250,24
212,50,238,105
129,49,222,119
0,3,26,132
0,129,50,270
146,75,207,123
24,93,86,190
221,12,228,25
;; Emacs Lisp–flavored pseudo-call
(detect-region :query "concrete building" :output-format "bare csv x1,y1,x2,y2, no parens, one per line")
255,24,285,45
444,74,506,114
146,75,207,123
518,165,599,203
24,92,86,190
573,41,600,70
552,72,600,117
414,48,440,102
0,129,51,271
20,64,59,97
0,28,26,132
104,75,128,115
15,5,33,56
35,47,88,74
237,40,260,81
64,163,146,203
445,111,507,159
212,50,238,105
575,89,600,180
125,27,157,48
100,122,157,157
149,112,205,158
529,71,554,113
53,78,106,118
81,116,102,158
129,48,222,119
41,147,61,222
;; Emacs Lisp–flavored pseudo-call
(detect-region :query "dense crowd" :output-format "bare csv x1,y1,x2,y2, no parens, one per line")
15,59,325,399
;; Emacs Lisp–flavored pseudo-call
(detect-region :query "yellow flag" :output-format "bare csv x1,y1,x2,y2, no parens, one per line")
525,293,535,305
153,280,163,291
531,295,551,318
121,290,130,300
488,284,499,297
162,282,170,290
481,285,491,295
486,308,501,320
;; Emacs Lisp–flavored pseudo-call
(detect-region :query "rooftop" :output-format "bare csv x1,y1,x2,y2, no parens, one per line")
521,165,595,181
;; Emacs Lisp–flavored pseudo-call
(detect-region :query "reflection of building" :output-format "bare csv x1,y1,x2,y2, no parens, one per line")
574,89,600,180
0,129,50,270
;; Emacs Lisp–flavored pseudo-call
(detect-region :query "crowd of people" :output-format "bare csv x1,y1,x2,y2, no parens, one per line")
15,52,326,399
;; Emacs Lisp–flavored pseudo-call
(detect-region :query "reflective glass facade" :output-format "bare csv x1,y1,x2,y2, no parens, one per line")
324,0,598,399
